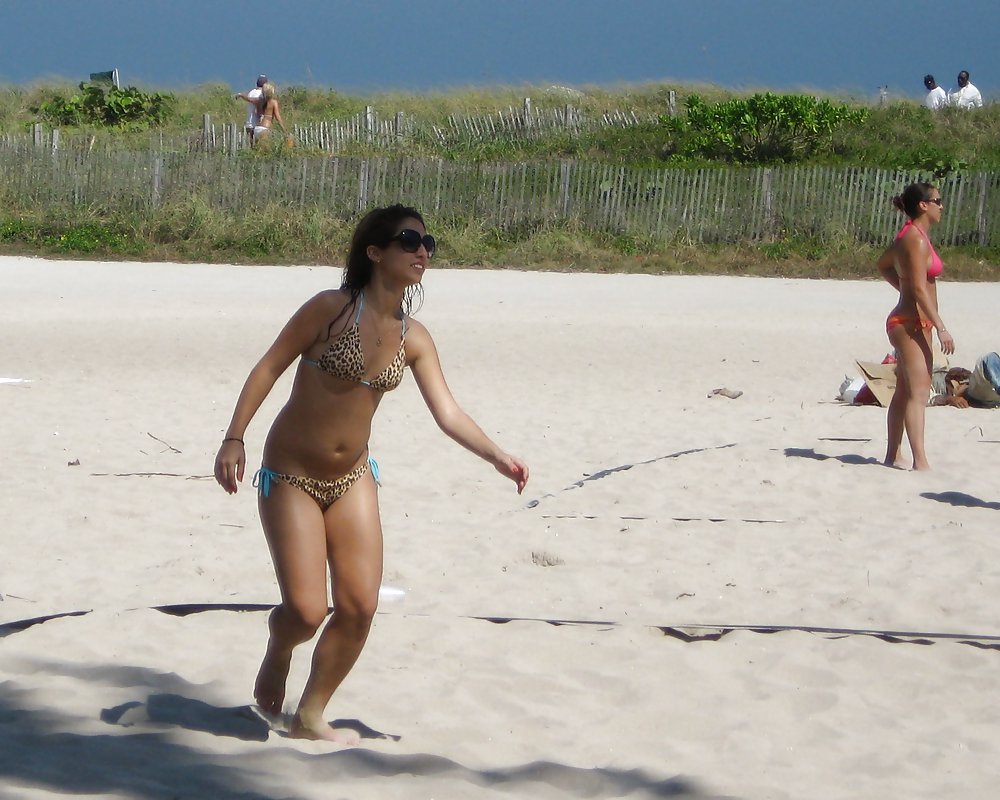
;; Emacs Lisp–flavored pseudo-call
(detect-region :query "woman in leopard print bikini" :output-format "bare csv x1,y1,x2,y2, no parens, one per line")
214,204,528,743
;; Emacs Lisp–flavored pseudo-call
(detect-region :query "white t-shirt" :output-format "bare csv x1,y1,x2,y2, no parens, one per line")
245,87,263,128
949,83,983,109
924,86,947,109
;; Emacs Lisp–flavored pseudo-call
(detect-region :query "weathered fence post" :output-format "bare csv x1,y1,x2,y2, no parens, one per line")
152,156,163,208
32,123,43,147
435,158,444,212
523,97,532,128
668,90,677,118
202,114,211,149
976,172,990,246
394,111,404,140
559,161,572,216
365,106,375,144
761,168,774,237
50,128,60,185
358,159,369,209
227,123,239,155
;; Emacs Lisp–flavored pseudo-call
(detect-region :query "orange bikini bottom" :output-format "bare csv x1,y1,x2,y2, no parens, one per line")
886,315,932,336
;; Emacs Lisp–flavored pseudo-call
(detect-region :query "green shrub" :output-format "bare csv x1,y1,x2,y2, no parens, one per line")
0,218,31,241
667,93,868,164
42,222,131,253
31,83,173,128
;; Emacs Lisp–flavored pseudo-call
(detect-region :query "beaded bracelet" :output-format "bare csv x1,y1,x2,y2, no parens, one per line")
223,437,244,445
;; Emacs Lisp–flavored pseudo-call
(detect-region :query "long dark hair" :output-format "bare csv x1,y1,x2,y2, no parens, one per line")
324,204,427,341
892,182,936,219
343,203,426,314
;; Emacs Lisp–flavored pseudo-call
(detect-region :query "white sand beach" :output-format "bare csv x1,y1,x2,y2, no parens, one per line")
2,255,999,799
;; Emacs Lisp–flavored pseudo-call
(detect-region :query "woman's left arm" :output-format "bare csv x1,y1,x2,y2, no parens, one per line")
407,321,528,493
272,100,289,135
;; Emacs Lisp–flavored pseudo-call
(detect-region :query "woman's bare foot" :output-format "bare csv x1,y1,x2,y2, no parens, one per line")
289,712,361,745
254,647,292,717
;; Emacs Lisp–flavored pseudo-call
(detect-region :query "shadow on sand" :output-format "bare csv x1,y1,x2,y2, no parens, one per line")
525,444,738,510
0,658,723,800
783,447,879,466
920,490,1000,511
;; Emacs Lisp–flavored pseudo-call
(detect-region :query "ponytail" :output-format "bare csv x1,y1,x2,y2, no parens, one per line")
893,182,936,219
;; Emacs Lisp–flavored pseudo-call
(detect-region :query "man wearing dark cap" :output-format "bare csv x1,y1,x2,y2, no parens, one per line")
236,74,268,145
923,74,947,110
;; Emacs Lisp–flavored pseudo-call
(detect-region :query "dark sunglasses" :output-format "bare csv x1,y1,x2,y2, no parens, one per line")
389,229,436,257
926,197,943,206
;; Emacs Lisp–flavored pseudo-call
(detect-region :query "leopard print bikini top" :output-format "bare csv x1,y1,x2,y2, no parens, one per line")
303,294,407,392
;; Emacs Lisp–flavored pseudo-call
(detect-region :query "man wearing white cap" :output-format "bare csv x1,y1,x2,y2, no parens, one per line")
236,74,268,145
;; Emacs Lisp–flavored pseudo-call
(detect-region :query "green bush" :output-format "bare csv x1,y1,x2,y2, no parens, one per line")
0,218,31,241
666,93,868,164
31,82,173,128
42,222,132,253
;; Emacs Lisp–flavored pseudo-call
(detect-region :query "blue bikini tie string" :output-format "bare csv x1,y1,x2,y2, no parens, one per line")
252,466,278,497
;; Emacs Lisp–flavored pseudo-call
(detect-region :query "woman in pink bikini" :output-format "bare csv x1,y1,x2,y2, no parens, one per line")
876,182,956,470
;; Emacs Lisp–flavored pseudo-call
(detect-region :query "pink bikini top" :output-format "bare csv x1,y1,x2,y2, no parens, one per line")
896,220,943,279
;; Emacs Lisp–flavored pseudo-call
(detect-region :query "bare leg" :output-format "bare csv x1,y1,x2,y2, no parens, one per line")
886,325,933,470
884,359,908,468
289,470,382,744
256,481,330,717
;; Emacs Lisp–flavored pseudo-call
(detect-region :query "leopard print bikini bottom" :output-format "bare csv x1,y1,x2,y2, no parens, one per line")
253,459,376,511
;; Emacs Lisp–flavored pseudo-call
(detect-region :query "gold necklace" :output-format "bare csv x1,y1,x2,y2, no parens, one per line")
364,297,383,346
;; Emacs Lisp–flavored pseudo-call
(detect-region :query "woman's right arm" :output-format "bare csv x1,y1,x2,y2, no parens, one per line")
876,244,900,291
214,292,336,493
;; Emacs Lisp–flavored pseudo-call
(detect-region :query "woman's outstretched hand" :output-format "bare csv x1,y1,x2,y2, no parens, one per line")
214,440,246,494
495,454,529,494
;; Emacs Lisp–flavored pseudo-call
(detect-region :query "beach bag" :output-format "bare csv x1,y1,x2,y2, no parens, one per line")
853,381,879,405
967,352,1000,407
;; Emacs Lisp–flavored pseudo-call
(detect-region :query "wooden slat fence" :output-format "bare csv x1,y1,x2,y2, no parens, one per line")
8,100,658,157
0,146,997,246
431,102,646,145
